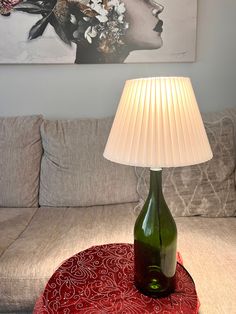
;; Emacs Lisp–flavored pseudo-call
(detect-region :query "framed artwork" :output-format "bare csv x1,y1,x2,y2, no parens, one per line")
0,0,197,64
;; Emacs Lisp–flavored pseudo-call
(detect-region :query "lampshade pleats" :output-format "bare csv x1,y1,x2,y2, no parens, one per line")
104,77,213,168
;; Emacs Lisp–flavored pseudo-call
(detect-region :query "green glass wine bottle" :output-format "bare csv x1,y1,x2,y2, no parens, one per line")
134,168,177,297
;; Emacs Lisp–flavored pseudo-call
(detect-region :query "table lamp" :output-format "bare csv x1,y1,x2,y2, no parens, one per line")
104,77,213,297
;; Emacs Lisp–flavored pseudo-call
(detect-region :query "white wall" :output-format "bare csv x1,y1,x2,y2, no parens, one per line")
0,0,236,119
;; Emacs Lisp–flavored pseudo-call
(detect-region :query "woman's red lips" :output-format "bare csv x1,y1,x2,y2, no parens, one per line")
153,20,163,33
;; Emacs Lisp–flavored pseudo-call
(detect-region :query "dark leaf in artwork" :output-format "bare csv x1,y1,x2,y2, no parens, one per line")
28,15,50,40
49,14,71,45
14,2,49,14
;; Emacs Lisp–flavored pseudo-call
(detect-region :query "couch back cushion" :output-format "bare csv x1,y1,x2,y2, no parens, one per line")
39,117,139,207
0,115,43,207
136,108,236,217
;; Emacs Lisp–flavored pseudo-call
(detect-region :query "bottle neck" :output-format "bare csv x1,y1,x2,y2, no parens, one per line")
149,168,163,198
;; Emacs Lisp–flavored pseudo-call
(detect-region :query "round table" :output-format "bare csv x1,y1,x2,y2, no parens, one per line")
34,243,199,314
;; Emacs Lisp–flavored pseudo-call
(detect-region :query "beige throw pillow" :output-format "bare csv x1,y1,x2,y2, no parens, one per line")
39,117,139,207
136,109,236,217
0,115,43,207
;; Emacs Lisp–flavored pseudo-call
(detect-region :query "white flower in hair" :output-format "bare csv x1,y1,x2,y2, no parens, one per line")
84,26,98,44
108,0,125,14
96,13,108,23
118,15,123,23
89,0,103,12
108,0,120,6
70,14,77,24
78,0,129,52
89,0,109,23
116,2,125,14
99,32,106,39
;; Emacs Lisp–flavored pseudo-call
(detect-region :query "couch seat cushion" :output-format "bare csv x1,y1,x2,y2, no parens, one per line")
176,216,236,314
0,208,37,257
0,204,137,312
0,205,235,314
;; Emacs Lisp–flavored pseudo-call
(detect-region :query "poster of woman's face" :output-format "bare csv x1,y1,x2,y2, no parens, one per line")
0,0,197,64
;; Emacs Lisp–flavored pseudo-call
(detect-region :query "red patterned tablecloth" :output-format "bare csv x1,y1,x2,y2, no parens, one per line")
34,243,199,314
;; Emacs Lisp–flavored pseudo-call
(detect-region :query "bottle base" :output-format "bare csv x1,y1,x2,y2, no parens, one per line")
134,279,175,298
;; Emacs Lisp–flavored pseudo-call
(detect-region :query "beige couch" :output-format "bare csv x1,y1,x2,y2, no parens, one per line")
0,109,235,314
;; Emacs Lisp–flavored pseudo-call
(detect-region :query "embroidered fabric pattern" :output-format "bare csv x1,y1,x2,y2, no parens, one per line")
33,243,199,314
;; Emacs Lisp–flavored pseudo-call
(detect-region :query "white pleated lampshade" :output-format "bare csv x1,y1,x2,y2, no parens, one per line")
104,77,213,168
